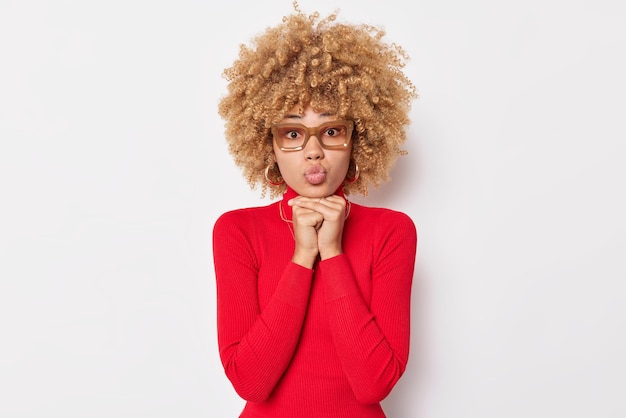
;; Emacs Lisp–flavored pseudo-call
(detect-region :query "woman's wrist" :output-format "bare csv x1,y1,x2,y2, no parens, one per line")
292,249,318,269
319,247,342,261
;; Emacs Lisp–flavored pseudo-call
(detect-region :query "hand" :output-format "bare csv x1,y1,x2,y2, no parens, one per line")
289,199,324,268
289,195,346,261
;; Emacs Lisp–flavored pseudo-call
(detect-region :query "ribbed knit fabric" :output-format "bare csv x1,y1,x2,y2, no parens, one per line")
212,187,417,418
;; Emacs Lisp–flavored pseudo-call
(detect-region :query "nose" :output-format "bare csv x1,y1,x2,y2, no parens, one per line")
304,135,324,160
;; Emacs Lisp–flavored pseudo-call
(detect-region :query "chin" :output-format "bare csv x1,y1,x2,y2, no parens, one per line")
296,182,341,198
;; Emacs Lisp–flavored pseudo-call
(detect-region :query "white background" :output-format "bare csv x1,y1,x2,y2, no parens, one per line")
1,0,625,417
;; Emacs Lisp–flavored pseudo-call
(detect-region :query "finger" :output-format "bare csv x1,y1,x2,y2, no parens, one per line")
290,195,345,209
288,196,323,206
292,206,324,226
318,195,346,207
292,197,346,221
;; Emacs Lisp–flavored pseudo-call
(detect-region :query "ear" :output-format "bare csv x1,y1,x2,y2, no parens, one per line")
270,144,280,164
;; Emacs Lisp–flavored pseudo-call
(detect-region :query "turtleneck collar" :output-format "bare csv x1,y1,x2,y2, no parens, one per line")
279,186,347,222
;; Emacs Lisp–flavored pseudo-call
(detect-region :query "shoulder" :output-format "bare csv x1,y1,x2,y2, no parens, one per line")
351,203,416,232
213,203,277,233
347,203,418,258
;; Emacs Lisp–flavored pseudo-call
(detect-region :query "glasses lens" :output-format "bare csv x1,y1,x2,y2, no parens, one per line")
274,125,307,149
319,122,350,146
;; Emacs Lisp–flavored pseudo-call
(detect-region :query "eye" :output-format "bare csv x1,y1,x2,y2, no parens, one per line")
276,126,305,141
322,125,346,138
325,127,339,137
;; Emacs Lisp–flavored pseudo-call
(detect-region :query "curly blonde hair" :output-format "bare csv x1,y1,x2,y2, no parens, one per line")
218,3,417,198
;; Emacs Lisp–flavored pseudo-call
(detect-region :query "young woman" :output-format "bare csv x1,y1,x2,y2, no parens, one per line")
213,5,418,417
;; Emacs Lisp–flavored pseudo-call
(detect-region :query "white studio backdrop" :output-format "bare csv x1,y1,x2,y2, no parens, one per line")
1,0,625,417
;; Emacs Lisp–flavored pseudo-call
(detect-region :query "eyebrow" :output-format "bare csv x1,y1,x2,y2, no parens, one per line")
283,112,335,120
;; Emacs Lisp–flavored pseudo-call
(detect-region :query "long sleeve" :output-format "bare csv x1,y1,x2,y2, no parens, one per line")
319,210,417,404
213,210,313,402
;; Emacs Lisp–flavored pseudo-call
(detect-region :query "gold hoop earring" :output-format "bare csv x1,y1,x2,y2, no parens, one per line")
344,161,359,184
265,163,284,186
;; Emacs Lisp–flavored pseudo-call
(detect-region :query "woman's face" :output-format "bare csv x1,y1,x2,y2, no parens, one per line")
272,104,352,198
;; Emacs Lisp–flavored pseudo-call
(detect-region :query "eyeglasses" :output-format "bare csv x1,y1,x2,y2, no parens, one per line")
271,120,354,151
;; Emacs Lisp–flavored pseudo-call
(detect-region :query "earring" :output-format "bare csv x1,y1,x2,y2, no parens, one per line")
265,163,284,186
344,161,360,184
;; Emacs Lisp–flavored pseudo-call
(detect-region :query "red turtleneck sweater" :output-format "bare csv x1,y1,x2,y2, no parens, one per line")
212,188,417,418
